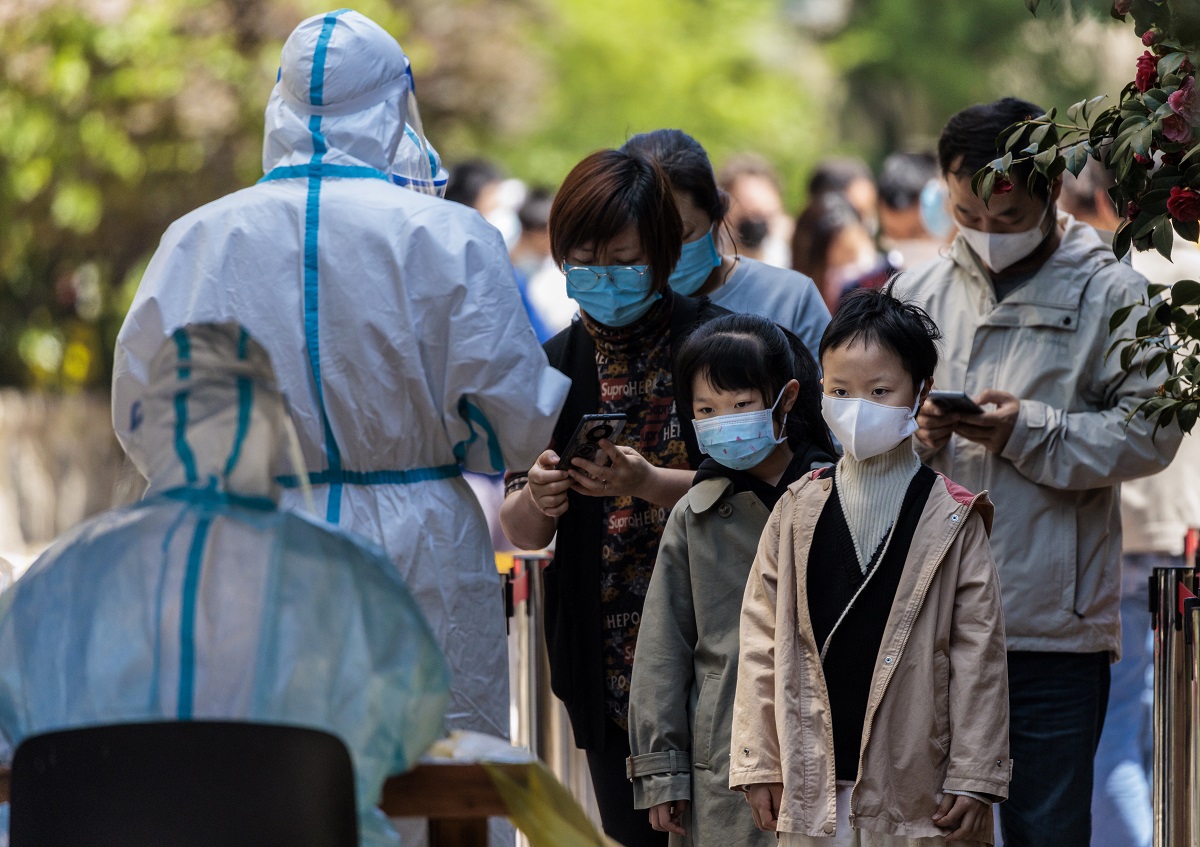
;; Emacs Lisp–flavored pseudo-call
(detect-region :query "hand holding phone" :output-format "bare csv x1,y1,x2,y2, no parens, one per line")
556,414,628,471
928,390,984,416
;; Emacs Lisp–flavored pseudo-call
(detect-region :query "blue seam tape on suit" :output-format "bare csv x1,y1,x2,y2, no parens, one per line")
276,464,462,488
171,329,198,485
259,163,389,183
301,10,350,525
177,515,212,720
223,328,253,480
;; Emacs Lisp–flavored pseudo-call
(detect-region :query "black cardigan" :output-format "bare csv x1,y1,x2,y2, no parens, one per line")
540,293,727,750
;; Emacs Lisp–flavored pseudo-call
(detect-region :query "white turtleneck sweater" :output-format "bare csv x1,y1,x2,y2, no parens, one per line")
834,438,922,573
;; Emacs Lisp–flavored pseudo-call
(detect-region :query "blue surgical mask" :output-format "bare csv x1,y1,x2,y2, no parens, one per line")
564,263,660,327
692,387,787,471
919,180,954,241
669,231,721,296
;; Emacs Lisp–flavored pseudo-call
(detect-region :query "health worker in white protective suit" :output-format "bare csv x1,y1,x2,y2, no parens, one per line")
112,10,570,747
0,323,450,847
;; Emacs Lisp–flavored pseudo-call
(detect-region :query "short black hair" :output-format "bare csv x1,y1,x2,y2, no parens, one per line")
621,129,729,226
675,312,836,457
518,187,553,232
444,158,503,208
808,157,873,198
938,97,1050,200
877,152,938,210
819,287,941,390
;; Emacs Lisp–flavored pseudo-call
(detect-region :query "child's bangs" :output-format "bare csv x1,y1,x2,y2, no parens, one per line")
694,332,779,404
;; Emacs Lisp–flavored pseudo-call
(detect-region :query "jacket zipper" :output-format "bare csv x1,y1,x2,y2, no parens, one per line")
847,496,977,824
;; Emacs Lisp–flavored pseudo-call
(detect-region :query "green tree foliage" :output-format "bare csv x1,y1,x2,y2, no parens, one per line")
1,0,1130,389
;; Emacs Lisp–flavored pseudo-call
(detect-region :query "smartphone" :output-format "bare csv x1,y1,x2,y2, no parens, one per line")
556,414,628,470
928,390,985,415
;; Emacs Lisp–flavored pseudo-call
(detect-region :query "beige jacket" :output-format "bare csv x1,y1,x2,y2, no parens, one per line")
892,216,1182,655
729,470,1011,840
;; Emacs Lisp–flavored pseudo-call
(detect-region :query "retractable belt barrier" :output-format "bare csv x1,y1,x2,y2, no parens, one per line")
1151,531,1198,847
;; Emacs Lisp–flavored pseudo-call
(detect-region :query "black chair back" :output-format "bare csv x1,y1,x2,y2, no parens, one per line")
10,721,359,847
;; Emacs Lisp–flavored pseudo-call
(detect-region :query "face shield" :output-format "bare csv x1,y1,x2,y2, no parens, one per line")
390,76,449,197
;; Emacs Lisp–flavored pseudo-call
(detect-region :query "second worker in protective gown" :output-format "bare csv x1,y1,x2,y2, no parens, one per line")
112,9,570,750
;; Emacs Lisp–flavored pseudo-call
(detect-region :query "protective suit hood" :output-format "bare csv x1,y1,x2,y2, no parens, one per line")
124,323,291,500
263,10,412,174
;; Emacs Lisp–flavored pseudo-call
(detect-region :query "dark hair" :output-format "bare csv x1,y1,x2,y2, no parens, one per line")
819,287,942,390
807,157,873,199
444,158,503,208
621,129,729,225
717,153,782,195
877,152,938,210
938,97,1050,200
790,192,863,282
518,187,553,232
675,313,836,457
550,149,683,291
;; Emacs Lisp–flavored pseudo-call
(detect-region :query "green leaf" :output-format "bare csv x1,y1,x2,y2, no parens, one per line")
1158,52,1188,78
1153,217,1175,260
1172,279,1200,306
1025,0,1040,13
1114,219,1135,259
1172,218,1200,242
1064,142,1092,176
1146,350,1169,377
1110,303,1137,334
1131,124,1156,157
1033,147,1058,175
1178,402,1199,434
1120,343,1136,372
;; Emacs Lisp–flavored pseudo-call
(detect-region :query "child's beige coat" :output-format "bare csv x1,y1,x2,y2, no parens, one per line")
730,470,1011,842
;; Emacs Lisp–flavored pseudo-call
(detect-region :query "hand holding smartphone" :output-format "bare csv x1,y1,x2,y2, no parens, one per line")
928,390,985,416
556,414,628,471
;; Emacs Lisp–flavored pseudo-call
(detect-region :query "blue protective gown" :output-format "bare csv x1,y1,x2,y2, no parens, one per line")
0,323,450,846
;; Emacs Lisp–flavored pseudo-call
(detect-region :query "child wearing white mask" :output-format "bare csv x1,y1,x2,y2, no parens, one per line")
627,313,836,846
730,287,1012,847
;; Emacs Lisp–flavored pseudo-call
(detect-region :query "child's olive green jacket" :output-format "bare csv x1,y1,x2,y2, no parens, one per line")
627,472,778,847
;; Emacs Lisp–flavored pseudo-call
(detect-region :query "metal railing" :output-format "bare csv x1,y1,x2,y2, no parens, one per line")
1152,528,1200,847
505,554,602,830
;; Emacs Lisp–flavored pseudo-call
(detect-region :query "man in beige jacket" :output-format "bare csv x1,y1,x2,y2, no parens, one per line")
892,98,1182,847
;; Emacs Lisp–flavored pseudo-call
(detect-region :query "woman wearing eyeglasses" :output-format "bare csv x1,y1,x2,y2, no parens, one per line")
501,149,726,847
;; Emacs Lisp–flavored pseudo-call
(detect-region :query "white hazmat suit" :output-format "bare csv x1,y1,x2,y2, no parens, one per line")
113,10,569,743
0,323,450,846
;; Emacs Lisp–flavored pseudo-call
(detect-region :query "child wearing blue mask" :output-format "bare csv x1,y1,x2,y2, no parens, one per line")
730,288,1010,847
627,312,835,847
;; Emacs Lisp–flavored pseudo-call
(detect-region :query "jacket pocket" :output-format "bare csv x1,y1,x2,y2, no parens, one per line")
692,672,722,769
933,651,950,754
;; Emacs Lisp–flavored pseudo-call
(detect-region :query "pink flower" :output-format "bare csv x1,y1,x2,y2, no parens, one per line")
1136,51,1159,93
1168,76,1200,125
1143,29,1161,47
1163,114,1194,144
992,176,1014,195
1125,201,1140,219
1112,0,1132,15
1134,153,1152,167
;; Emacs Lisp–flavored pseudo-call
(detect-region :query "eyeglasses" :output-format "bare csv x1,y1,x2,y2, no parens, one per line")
562,263,651,292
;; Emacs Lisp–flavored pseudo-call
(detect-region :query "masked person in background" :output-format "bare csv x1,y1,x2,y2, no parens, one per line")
0,324,450,847
718,154,793,268
877,152,945,270
500,148,727,847
113,10,569,780
893,98,1182,847
792,193,895,314
623,130,829,361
